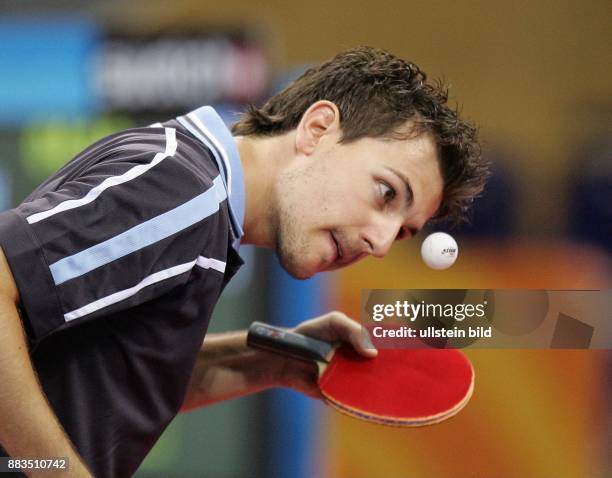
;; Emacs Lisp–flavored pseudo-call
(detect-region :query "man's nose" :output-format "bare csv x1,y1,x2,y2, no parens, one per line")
362,217,404,258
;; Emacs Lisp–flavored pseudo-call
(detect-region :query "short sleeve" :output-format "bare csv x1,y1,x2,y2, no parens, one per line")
0,126,228,341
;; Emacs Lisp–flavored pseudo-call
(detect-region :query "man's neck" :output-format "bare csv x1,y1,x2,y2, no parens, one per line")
234,133,293,249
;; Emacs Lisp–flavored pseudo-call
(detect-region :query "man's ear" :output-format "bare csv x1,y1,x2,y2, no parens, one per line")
295,101,341,155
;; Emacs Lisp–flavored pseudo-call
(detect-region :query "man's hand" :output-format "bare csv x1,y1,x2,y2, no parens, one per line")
277,311,377,399
181,311,376,411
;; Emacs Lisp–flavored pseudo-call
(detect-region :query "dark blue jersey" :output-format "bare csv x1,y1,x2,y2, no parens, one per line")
0,107,245,477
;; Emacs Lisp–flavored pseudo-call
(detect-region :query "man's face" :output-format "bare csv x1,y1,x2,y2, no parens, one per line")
271,130,444,279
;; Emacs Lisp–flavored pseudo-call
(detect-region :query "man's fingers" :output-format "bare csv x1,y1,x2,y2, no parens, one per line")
328,313,378,358
295,311,377,358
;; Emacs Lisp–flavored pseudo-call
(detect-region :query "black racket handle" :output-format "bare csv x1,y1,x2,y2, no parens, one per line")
247,321,333,363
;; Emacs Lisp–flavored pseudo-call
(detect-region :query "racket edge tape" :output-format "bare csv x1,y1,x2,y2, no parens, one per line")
321,369,475,427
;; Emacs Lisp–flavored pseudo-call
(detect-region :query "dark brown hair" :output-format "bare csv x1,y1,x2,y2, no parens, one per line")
232,46,488,224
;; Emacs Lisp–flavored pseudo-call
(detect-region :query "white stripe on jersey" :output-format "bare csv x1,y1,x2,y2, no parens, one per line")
195,256,226,273
26,127,178,224
63,255,226,322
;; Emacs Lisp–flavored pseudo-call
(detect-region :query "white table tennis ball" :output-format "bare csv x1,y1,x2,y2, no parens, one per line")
421,232,458,270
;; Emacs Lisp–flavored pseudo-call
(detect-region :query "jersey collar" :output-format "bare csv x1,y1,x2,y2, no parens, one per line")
176,106,245,251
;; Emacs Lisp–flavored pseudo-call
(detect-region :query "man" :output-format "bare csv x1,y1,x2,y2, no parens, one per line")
0,47,486,477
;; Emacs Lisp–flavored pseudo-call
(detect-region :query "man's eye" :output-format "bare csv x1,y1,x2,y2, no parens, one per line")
379,182,396,203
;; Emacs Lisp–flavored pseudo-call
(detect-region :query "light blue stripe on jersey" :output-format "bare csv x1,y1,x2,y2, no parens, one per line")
49,175,226,285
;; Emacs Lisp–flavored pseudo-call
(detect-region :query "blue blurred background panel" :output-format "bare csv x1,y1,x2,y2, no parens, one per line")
569,137,612,254
266,262,330,478
0,16,100,125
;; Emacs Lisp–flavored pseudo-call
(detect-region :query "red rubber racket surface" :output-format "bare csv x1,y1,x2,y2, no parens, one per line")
318,346,474,426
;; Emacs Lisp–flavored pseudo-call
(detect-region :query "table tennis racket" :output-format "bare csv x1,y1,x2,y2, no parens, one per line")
247,321,474,426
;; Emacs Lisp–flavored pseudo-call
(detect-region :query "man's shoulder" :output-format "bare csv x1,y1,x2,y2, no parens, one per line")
24,122,221,204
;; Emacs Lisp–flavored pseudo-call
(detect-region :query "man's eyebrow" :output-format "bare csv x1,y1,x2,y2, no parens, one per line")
386,166,414,206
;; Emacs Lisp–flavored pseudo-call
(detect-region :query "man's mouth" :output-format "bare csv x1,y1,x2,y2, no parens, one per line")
331,233,343,262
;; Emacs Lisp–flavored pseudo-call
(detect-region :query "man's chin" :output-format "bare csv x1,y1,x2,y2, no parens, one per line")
282,263,316,280
290,271,315,280
277,254,318,280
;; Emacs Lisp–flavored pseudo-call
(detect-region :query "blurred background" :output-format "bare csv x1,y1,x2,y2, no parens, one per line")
0,0,610,477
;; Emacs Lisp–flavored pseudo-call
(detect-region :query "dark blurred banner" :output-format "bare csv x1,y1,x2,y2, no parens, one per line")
362,289,611,349
93,31,268,112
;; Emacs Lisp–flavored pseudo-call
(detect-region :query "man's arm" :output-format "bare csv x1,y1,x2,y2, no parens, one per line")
180,312,377,411
0,247,92,478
